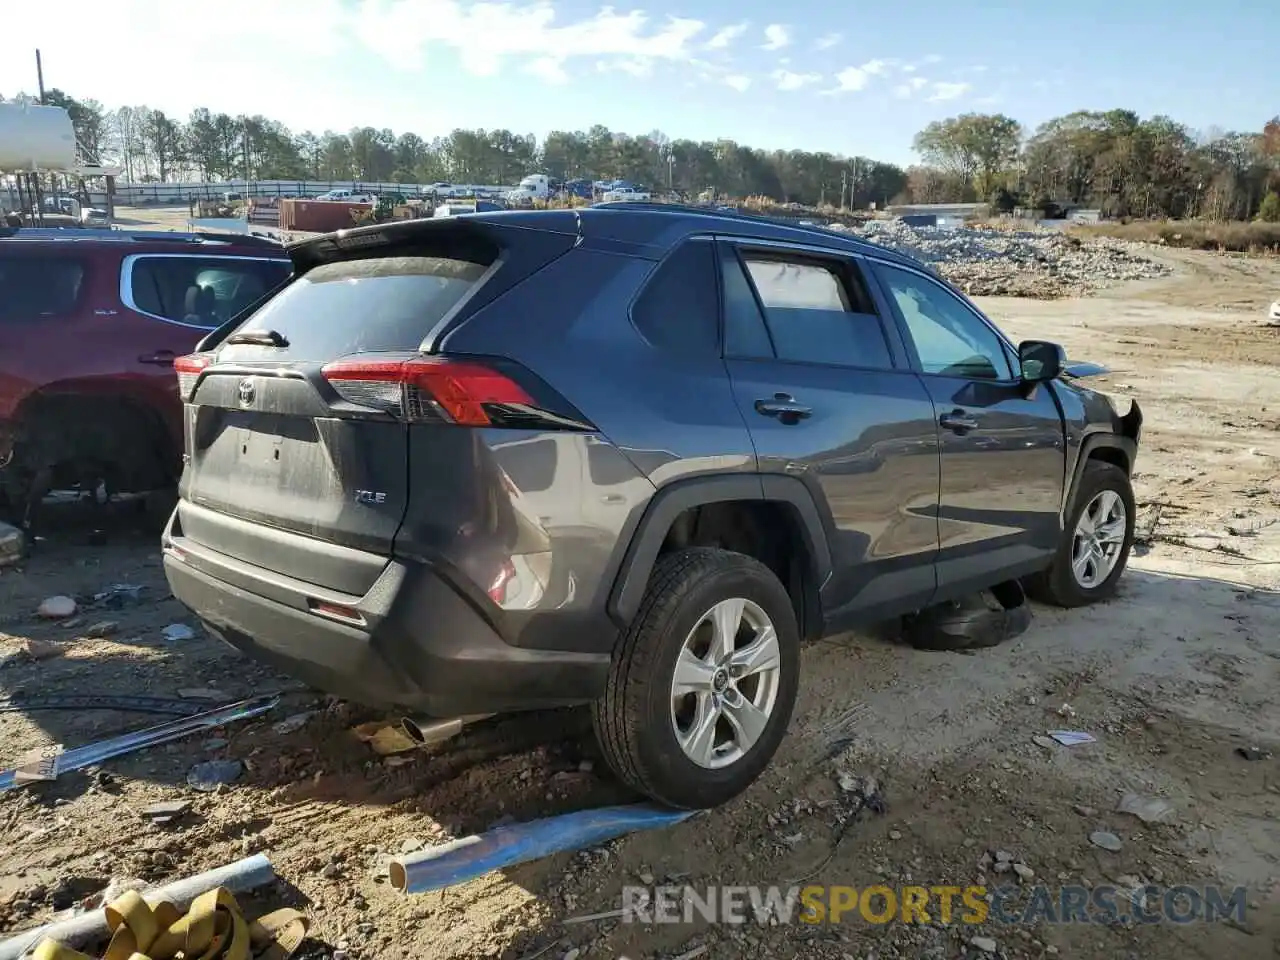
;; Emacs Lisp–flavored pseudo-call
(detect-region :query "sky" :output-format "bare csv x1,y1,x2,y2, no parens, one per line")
2,0,1277,166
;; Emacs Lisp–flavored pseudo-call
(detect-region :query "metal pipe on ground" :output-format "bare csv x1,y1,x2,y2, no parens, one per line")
0,854,275,960
389,804,698,894
400,714,495,747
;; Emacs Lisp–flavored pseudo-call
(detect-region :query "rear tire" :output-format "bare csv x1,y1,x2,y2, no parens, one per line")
592,547,801,809
1026,461,1135,608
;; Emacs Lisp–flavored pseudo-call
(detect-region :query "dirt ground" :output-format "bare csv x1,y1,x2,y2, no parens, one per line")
2,244,1280,960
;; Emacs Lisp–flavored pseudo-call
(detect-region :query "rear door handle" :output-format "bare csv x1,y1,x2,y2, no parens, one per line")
939,409,979,433
755,394,812,422
139,350,176,366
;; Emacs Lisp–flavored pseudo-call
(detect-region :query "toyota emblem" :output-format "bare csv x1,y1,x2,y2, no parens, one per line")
238,378,256,407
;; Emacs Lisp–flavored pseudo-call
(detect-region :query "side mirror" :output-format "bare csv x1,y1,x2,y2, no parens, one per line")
1018,340,1066,383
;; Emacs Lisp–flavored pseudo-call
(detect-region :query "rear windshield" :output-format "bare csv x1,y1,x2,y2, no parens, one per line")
218,255,488,361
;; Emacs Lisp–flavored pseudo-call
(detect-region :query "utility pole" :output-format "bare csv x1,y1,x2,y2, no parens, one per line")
841,169,848,211
34,50,47,225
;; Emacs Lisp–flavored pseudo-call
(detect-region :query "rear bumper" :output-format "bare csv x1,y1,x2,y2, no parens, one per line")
162,522,610,717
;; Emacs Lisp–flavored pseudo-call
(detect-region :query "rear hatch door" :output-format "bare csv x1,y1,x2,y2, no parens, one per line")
174,216,578,596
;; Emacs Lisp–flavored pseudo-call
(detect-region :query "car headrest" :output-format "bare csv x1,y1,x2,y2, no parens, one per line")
185,285,216,317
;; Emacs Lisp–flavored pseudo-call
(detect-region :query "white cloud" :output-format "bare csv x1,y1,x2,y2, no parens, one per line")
761,24,791,51
707,22,748,49
822,57,903,94
922,54,944,64
772,69,821,91
814,32,841,50
927,81,971,101
892,76,929,98
525,56,569,84
351,0,708,77
724,74,752,92
597,56,654,78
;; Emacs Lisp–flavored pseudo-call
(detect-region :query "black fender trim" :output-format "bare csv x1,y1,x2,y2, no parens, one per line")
607,473,834,628
1064,428,1138,518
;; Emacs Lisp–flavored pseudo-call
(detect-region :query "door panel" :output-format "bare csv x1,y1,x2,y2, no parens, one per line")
719,243,941,626
869,261,1066,598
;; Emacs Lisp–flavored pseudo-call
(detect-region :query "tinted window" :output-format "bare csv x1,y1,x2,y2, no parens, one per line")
0,256,85,324
220,256,488,362
740,254,893,369
631,241,718,356
587,442,636,486
721,249,774,359
128,255,291,329
874,263,1013,380
495,438,557,492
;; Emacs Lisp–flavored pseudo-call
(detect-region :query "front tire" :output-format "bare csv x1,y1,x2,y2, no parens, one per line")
592,547,801,809
1027,460,1135,608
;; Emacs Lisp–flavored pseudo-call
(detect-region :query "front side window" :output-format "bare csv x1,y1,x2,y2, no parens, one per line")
126,255,291,329
735,252,893,369
873,263,1014,380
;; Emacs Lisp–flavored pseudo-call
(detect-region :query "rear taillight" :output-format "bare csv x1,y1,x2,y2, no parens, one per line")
174,352,215,401
321,356,534,426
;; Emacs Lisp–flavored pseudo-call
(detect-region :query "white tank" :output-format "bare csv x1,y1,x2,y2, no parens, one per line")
0,102,77,172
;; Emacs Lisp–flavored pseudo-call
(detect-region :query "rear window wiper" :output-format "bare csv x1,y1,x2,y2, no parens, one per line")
226,329,289,347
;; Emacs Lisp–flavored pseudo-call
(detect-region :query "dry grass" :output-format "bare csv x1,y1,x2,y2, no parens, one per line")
1069,219,1280,255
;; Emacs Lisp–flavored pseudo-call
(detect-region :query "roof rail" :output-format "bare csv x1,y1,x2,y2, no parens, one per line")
585,201,887,252
0,226,283,247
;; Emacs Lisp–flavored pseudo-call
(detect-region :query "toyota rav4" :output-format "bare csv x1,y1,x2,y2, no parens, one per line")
162,204,1142,809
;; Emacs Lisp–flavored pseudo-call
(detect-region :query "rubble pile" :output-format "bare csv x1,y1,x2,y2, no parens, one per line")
828,219,1171,298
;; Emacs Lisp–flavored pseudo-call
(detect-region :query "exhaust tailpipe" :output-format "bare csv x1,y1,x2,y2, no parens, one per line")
400,714,494,747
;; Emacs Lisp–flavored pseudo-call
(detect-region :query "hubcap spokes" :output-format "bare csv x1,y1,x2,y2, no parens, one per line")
1071,489,1126,589
670,597,781,769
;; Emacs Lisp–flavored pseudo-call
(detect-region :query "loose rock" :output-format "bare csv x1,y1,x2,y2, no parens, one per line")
38,595,78,619
0,521,25,567
824,220,1170,298
1089,831,1123,852
85,620,120,638
970,935,998,954
162,623,196,642
187,759,243,792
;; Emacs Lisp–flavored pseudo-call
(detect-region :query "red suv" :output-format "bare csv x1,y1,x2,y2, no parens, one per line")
0,228,292,523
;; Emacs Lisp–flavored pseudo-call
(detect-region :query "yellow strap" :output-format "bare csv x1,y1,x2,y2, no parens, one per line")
29,887,309,960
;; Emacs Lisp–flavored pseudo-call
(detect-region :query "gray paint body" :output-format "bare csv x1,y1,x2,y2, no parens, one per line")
163,205,1141,715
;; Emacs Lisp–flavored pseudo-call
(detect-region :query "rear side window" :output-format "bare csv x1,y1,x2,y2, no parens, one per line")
739,253,893,370
630,240,719,357
0,256,85,324
126,255,291,329
223,255,489,362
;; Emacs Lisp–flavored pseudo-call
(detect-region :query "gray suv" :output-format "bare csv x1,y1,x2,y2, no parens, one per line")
162,204,1142,809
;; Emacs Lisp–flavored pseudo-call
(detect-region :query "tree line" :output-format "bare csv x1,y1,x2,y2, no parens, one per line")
4,88,1279,220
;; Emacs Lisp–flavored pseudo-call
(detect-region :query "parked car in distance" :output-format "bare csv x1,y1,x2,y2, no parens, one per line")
422,183,460,200
162,203,1142,810
0,227,292,526
315,190,376,203
600,185,651,202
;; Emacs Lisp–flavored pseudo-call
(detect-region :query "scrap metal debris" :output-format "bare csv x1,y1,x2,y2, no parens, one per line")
138,800,193,825
0,695,204,717
0,695,279,793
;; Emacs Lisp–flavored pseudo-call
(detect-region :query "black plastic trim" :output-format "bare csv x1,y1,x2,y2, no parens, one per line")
607,473,834,626
1065,429,1138,517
